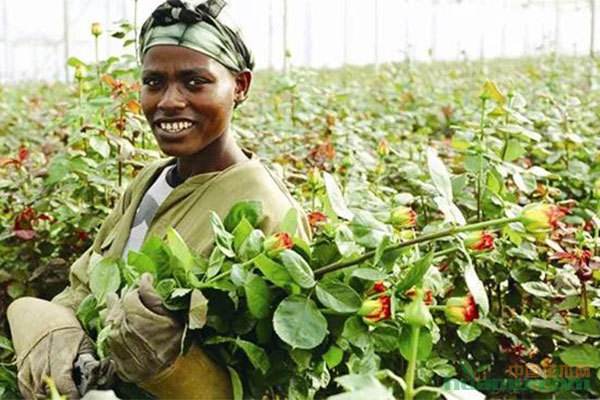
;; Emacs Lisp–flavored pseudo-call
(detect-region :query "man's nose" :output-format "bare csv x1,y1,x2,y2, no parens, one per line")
157,84,186,112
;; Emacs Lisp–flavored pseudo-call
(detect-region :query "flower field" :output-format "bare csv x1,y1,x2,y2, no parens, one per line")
1,44,600,399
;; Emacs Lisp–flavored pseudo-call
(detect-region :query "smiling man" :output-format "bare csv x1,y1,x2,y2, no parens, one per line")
6,1,309,399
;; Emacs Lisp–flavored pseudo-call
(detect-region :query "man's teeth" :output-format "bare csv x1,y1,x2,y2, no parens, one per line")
159,121,193,132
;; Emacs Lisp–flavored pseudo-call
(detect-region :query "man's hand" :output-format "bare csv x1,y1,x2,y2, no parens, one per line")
105,273,183,383
7,298,96,399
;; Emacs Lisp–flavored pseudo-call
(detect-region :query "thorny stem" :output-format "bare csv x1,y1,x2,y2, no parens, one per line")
476,97,486,222
582,283,589,319
314,216,520,277
404,325,420,400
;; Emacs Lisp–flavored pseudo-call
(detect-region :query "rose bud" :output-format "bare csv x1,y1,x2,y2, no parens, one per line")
263,232,294,256
307,211,327,228
74,65,87,81
444,294,479,325
91,22,103,37
464,230,495,252
405,287,433,305
404,289,433,327
307,167,323,188
377,138,390,158
520,203,566,233
359,295,391,323
372,281,387,293
389,206,417,229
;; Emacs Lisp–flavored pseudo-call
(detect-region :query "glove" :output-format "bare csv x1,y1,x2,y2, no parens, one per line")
105,273,232,399
105,273,183,383
7,297,94,399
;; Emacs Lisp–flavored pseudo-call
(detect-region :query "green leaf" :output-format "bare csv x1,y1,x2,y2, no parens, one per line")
433,363,457,378
155,278,176,300
372,326,401,353
323,345,344,368
279,208,298,235
342,316,370,349
398,327,432,361
206,337,270,374
230,263,248,287
335,225,362,258
89,258,121,305
373,235,390,267
350,211,391,249
280,250,315,288
245,274,271,319
166,228,195,271
224,201,263,231
239,229,264,262
89,136,110,158
0,336,13,352
127,251,157,276
481,80,506,104
67,56,87,67
232,218,253,252
254,253,293,288
316,281,362,313
330,374,394,400
227,367,243,400
45,155,70,186
141,236,171,279
6,282,24,299
559,344,600,368
323,172,353,220
188,289,208,330
76,294,99,332
520,281,553,297
503,139,526,161
351,268,386,281
273,295,328,349
235,339,271,374
457,323,482,343
464,261,489,316
427,147,453,200
207,247,225,280
570,319,600,337
395,251,434,293
209,212,235,258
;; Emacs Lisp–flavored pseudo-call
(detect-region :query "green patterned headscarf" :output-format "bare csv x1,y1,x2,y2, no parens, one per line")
139,0,254,73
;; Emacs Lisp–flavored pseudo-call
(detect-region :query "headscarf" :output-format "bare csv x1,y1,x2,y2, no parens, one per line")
139,0,254,73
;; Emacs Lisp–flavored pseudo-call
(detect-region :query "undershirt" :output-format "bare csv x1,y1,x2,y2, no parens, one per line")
121,164,181,258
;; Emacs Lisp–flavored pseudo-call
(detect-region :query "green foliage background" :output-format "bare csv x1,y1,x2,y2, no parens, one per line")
1,40,600,398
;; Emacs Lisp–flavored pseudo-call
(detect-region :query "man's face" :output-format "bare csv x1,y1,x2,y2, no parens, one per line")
141,45,238,157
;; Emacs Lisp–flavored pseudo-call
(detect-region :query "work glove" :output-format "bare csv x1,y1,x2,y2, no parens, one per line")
104,273,183,383
104,273,232,399
7,297,107,400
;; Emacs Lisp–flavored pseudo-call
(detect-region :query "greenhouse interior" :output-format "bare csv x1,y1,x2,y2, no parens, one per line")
1,0,600,399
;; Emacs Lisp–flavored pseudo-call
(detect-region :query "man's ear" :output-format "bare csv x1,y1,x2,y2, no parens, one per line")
233,70,252,107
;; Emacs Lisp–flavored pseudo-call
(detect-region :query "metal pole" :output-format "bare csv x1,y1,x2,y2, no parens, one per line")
283,0,289,73
63,0,70,82
374,0,379,68
343,0,348,65
1,0,8,82
304,0,312,66
501,0,507,57
591,0,596,58
268,0,273,69
555,0,560,53
430,0,437,59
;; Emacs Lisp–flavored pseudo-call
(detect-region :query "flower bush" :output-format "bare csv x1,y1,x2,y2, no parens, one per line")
0,23,599,398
